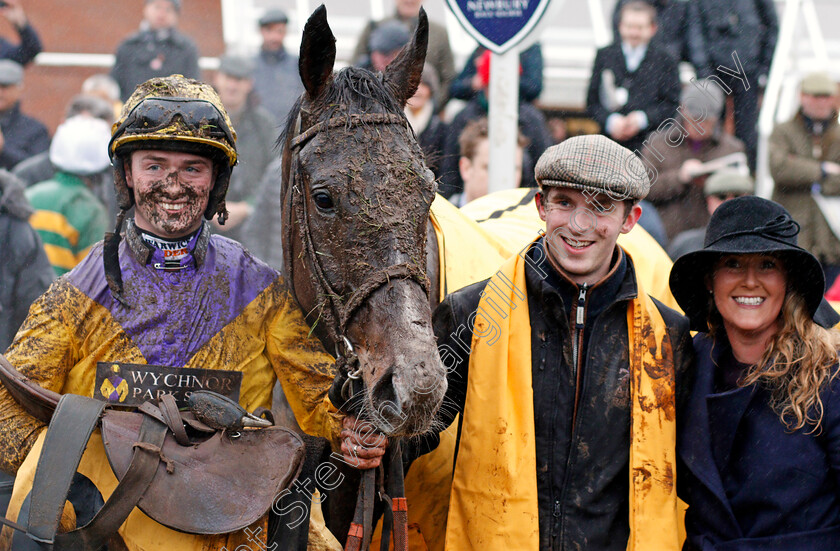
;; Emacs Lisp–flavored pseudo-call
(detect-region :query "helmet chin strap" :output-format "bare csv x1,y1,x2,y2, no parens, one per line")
104,208,130,308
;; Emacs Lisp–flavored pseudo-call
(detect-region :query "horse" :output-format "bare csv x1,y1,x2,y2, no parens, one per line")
273,6,452,548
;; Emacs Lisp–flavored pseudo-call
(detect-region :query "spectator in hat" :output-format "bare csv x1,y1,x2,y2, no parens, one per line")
449,42,544,104
211,53,277,245
361,20,411,73
353,0,455,110
770,71,840,289
645,78,746,241
25,115,111,276
0,0,42,66
405,63,447,179
110,0,200,102
428,134,692,549
252,8,304,125
0,59,48,171
586,1,681,154
439,48,552,197
667,168,754,260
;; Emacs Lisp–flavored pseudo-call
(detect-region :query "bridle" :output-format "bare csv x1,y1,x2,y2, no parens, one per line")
284,108,430,550
286,110,430,409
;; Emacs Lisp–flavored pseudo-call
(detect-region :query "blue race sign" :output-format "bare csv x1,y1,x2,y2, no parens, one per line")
446,0,551,54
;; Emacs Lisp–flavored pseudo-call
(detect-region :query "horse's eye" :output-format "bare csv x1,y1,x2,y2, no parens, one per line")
312,191,334,211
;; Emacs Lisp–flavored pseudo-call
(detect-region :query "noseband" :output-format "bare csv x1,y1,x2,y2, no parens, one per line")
287,110,430,407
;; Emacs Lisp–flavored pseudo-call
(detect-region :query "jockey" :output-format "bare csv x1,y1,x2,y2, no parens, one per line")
0,74,342,550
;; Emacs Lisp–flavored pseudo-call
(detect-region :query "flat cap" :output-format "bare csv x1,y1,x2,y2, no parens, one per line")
535,135,650,200
681,80,726,119
801,72,837,96
0,60,23,86
369,21,410,54
259,8,288,26
218,54,255,79
703,168,754,196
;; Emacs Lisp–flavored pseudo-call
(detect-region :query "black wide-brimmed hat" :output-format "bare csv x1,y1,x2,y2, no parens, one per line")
669,196,835,332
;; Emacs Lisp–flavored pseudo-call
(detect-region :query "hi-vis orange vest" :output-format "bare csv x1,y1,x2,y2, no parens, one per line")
445,243,681,551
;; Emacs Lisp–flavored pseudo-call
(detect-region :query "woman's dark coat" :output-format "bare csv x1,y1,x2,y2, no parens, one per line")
678,333,840,550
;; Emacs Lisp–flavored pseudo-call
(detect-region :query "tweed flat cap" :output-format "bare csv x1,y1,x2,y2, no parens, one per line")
535,135,650,200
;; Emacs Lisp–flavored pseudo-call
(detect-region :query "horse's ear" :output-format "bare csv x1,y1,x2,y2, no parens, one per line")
299,4,336,101
383,7,429,107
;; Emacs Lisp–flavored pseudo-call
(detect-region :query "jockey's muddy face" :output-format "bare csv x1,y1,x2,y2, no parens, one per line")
125,149,216,239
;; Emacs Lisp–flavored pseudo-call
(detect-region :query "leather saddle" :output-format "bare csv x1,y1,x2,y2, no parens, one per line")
0,355,305,550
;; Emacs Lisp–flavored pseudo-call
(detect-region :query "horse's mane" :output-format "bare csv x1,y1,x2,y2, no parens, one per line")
279,66,409,149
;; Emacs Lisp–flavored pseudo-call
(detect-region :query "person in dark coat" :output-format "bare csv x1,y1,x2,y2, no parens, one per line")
110,0,200,102
211,54,277,245
0,169,52,350
694,0,779,170
405,64,446,179
252,8,304,125
439,94,549,197
587,0,680,155
439,45,551,198
0,0,41,66
669,196,840,551
449,42,544,104
611,0,707,76
0,60,48,171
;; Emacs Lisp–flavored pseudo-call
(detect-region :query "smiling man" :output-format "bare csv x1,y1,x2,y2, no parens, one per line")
431,134,694,550
0,75,342,550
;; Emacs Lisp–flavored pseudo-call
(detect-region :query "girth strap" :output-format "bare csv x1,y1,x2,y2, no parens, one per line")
28,394,105,544
0,394,169,550
54,415,167,550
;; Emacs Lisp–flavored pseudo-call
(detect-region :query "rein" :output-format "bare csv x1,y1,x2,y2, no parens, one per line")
287,109,423,551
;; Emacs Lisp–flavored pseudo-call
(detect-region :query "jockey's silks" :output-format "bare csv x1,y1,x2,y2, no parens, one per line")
445,242,681,551
0,235,341,551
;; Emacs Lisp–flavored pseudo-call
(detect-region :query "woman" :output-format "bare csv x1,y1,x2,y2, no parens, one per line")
669,196,840,550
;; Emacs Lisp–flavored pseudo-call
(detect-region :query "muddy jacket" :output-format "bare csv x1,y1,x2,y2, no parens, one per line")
432,239,693,550
0,220,340,550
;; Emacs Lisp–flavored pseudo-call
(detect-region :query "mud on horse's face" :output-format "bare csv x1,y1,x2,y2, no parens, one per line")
281,5,446,436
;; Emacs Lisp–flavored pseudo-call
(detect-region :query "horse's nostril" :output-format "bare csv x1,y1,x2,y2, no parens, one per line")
370,368,398,411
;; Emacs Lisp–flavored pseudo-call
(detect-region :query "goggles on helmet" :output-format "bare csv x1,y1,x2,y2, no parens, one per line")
109,97,237,166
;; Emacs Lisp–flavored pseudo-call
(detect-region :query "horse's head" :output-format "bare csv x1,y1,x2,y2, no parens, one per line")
280,5,445,436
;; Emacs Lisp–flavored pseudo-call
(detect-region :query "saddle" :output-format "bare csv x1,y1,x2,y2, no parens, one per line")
0,355,305,550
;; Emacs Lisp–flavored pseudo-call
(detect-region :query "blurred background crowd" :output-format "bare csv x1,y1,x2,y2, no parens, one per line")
2,0,840,350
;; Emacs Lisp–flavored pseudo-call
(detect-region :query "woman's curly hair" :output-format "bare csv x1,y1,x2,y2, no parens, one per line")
709,290,840,432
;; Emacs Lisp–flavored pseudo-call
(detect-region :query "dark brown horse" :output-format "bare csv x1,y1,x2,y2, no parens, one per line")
280,5,445,440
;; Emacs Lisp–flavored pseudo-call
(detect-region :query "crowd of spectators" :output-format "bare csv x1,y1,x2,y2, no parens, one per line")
2,0,839,344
